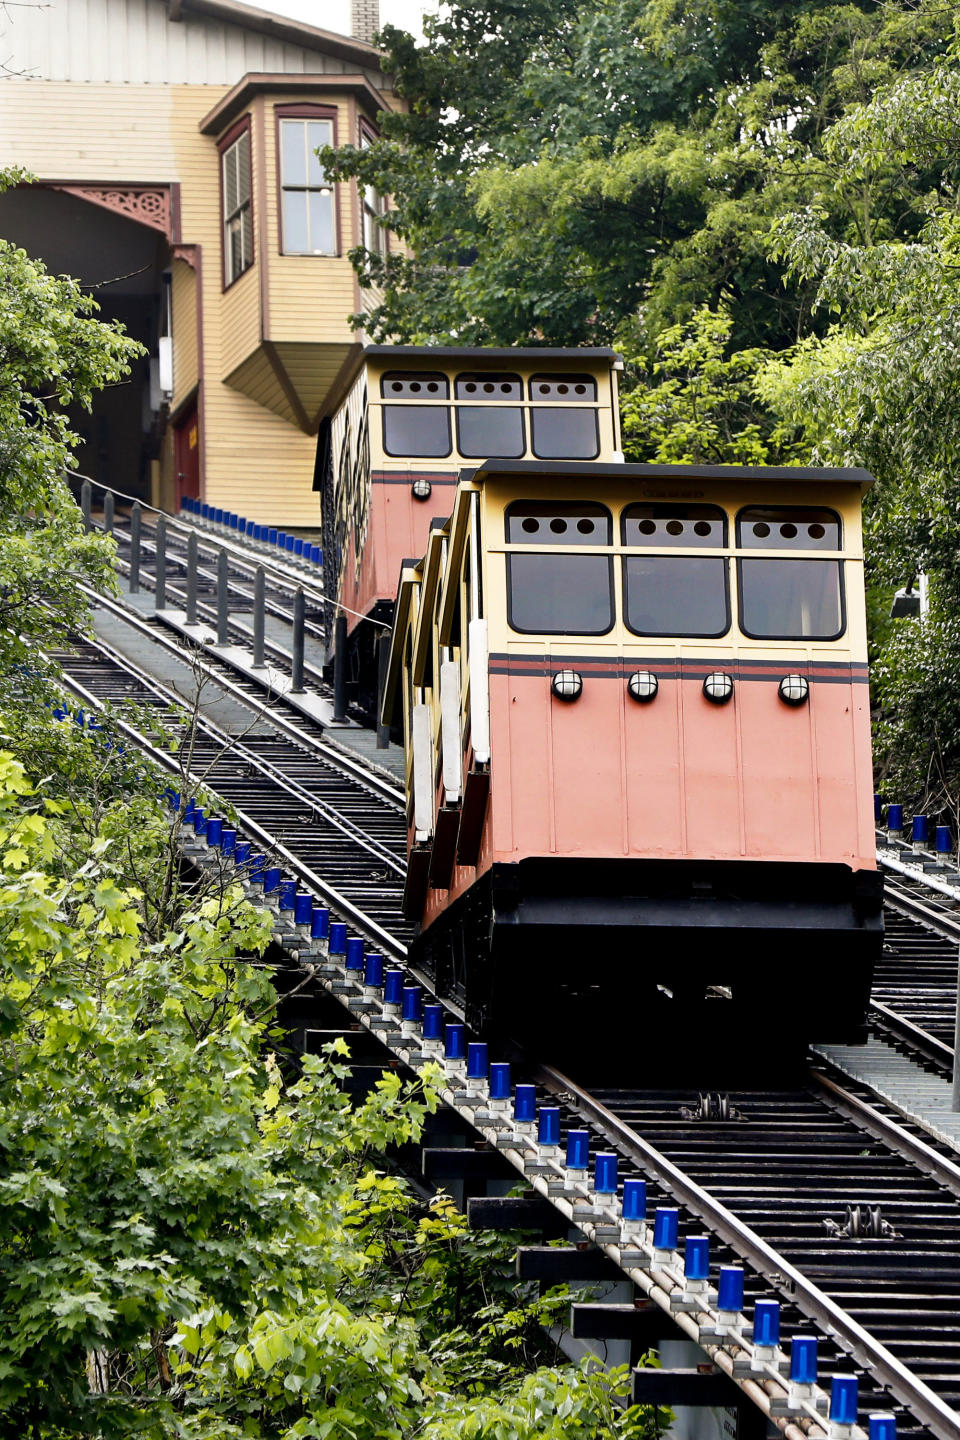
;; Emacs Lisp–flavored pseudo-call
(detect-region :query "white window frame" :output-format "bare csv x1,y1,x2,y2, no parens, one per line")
279,116,336,256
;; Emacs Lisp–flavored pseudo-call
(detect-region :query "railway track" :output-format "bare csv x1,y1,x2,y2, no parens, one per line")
51,622,410,957
51,537,960,1435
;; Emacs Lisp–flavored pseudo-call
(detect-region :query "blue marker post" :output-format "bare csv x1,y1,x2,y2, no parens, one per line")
750,1299,780,1371
620,1178,647,1244
465,1041,488,1098
444,1023,466,1071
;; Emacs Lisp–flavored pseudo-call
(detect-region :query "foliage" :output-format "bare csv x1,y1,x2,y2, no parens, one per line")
0,721,666,1440
326,0,950,351
0,166,140,682
619,302,800,464
758,52,960,811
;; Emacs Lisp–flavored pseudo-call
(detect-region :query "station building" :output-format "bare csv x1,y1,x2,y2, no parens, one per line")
0,0,400,525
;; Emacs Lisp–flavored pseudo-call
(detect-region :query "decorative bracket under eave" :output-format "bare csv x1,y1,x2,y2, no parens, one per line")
48,185,173,240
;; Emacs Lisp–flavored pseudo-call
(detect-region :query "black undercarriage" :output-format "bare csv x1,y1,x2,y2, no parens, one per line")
410,858,883,1081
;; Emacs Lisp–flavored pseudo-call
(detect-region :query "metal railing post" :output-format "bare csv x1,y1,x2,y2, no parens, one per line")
103,489,114,534
333,614,347,722
80,478,92,532
217,547,229,646
154,514,166,609
291,588,305,693
376,631,390,748
952,948,960,1111
185,532,198,624
252,566,265,668
129,502,141,593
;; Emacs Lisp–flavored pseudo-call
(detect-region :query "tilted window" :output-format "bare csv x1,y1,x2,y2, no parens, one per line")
361,129,387,258
736,507,844,640
222,127,253,285
529,374,599,459
280,117,335,255
505,500,613,635
455,373,524,458
622,504,729,638
381,373,451,457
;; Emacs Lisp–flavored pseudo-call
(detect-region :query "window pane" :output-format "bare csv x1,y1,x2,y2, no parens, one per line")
623,557,729,637
381,372,449,399
738,559,844,639
456,406,524,458
364,201,378,253
505,500,611,545
308,188,334,253
227,216,242,282
307,121,332,185
383,405,451,457
281,120,306,187
236,131,251,204
283,189,308,253
508,554,613,634
531,407,599,459
456,374,523,400
241,205,252,269
623,503,726,547
529,374,597,401
737,506,841,550
223,146,238,218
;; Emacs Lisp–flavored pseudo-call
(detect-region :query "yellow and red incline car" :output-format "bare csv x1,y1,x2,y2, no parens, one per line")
382,455,882,1062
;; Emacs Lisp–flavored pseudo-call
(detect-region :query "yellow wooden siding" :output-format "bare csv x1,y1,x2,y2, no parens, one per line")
164,88,319,520
261,95,360,347
221,263,260,368
0,78,359,524
224,349,299,427
274,341,353,423
0,78,181,175
170,257,199,405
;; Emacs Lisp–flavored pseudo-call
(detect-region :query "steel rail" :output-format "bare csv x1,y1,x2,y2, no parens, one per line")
534,1060,960,1440
813,1065,960,1195
58,626,405,877
869,999,955,1071
82,586,404,811
53,639,408,960
882,874,960,943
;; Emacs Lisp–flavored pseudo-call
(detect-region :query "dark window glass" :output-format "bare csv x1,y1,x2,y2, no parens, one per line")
508,554,613,634
381,372,451,458
505,499,611,545
738,559,844,639
455,373,524,457
622,503,726,547
506,501,612,634
621,505,728,637
737,506,841,550
529,373,599,459
623,558,729,637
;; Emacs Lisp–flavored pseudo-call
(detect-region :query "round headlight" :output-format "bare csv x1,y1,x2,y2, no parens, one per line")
627,670,658,703
551,669,583,702
778,674,809,706
411,478,432,501
703,672,734,705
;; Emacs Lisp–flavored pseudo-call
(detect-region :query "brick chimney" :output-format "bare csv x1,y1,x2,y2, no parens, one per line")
351,0,380,45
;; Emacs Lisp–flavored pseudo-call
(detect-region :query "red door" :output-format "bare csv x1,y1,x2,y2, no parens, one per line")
174,403,200,509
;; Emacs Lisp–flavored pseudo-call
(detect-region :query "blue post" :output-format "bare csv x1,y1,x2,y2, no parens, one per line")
830,1377,858,1427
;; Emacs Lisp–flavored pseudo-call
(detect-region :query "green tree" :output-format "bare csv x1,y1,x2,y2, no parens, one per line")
619,302,800,463
326,0,950,351
758,53,960,811
0,719,667,1439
